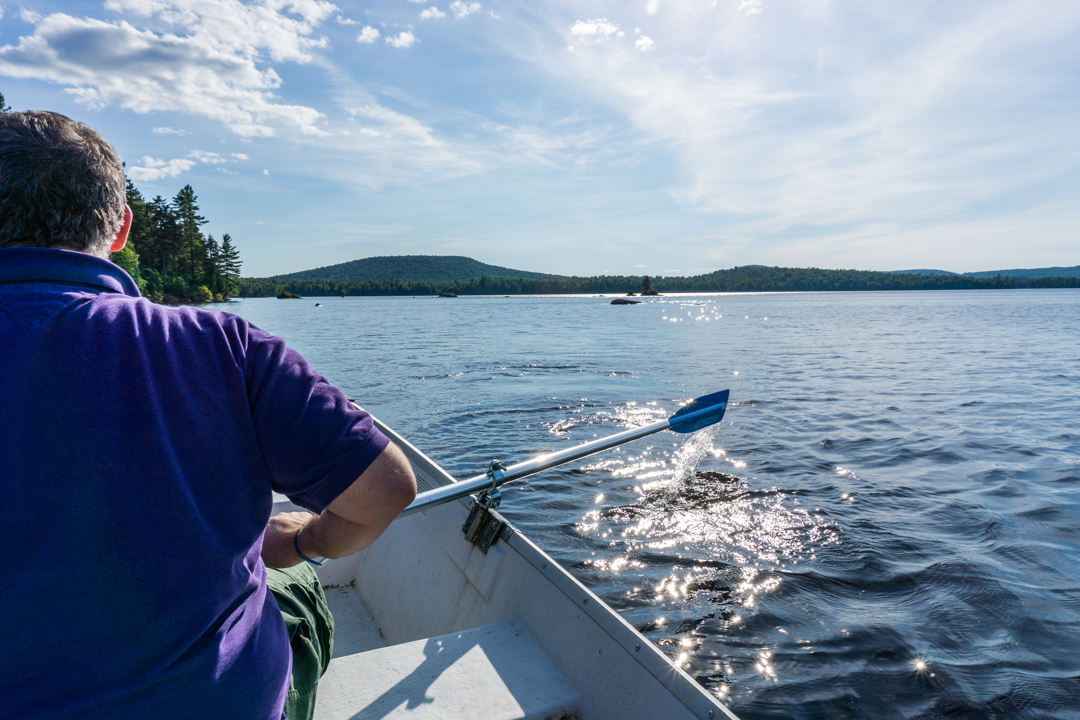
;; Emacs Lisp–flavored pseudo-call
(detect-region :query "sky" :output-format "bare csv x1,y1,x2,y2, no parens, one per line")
1,0,1078,278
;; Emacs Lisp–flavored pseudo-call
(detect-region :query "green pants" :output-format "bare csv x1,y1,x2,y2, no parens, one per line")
266,564,335,720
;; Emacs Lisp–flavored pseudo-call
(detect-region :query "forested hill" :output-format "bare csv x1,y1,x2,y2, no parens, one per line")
274,255,563,284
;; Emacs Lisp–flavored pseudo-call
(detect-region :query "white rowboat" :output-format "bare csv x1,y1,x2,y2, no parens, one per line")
273,412,740,720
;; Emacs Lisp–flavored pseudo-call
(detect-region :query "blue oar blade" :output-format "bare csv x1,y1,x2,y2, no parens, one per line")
668,389,730,434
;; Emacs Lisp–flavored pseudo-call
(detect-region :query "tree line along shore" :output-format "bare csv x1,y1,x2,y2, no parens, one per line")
238,267,1080,299
111,181,242,304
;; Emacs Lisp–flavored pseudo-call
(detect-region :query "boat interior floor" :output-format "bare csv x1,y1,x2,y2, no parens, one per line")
315,584,580,720
324,585,386,658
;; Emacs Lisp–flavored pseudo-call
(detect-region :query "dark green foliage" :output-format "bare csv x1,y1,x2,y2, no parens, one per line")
116,180,242,304
0,91,10,112
276,255,561,284
110,244,146,294
239,264,1080,298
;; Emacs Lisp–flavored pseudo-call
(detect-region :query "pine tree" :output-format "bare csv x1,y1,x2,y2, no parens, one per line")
218,233,242,298
203,234,221,295
149,196,181,281
172,185,207,280
0,91,11,112
125,181,155,257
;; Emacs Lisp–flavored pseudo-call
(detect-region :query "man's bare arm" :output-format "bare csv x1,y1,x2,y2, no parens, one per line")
262,442,417,568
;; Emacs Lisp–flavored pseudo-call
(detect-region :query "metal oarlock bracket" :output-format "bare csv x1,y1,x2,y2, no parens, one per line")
462,460,506,553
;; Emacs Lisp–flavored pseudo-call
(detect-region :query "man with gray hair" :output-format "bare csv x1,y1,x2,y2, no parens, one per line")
0,111,416,719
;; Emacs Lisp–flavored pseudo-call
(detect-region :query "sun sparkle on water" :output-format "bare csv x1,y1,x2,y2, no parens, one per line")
574,412,844,690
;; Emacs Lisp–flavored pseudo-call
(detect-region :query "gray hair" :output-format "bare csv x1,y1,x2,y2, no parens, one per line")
0,111,126,255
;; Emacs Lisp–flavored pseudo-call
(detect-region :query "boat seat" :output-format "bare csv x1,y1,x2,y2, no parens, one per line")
314,618,581,720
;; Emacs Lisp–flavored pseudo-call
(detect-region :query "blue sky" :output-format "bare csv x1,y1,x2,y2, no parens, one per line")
1,0,1077,277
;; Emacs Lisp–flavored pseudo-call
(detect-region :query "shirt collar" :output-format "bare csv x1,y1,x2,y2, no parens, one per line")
0,247,141,297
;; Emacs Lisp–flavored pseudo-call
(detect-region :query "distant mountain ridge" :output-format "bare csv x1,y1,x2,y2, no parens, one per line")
273,255,563,284
962,265,1080,279
887,269,958,276
888,266,1080,278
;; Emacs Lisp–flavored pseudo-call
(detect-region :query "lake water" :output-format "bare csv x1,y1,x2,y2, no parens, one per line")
212,289,1080,719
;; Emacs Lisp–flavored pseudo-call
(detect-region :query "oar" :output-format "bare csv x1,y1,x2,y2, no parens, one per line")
399,389,730,517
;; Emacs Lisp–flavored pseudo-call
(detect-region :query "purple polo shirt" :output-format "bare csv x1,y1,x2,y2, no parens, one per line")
0,247,389,719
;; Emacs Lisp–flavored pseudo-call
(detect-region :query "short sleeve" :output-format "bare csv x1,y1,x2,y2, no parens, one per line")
242,325,390,513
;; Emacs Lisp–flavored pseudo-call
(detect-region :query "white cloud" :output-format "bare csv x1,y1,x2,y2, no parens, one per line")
357,26,380,43
103,0,336,63
490,10,501,19
335,16,357,25
480,114,615,171
152,126,188,135
570,18,619,39
739,0,763,16
0,8,328,137
645,0,661,16
348,105,438,145
490,0,1080,268
385,31,417,48
262,169,269,175
127,156,196,181
18,8,41,23
231,152,249,160
215,167,238,174
189,150,226,164
3,3,483,190
635,35,654,51
449,1,480,19
420,6,446,20
300,101,483,188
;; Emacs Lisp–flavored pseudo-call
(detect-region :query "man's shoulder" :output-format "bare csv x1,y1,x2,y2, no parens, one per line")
86,294,271,355
92,294,251,330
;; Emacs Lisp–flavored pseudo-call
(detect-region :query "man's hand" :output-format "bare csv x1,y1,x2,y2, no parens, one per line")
262,511,315,568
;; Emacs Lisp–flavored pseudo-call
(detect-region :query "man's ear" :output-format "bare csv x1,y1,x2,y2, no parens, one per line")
110,205,133,253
